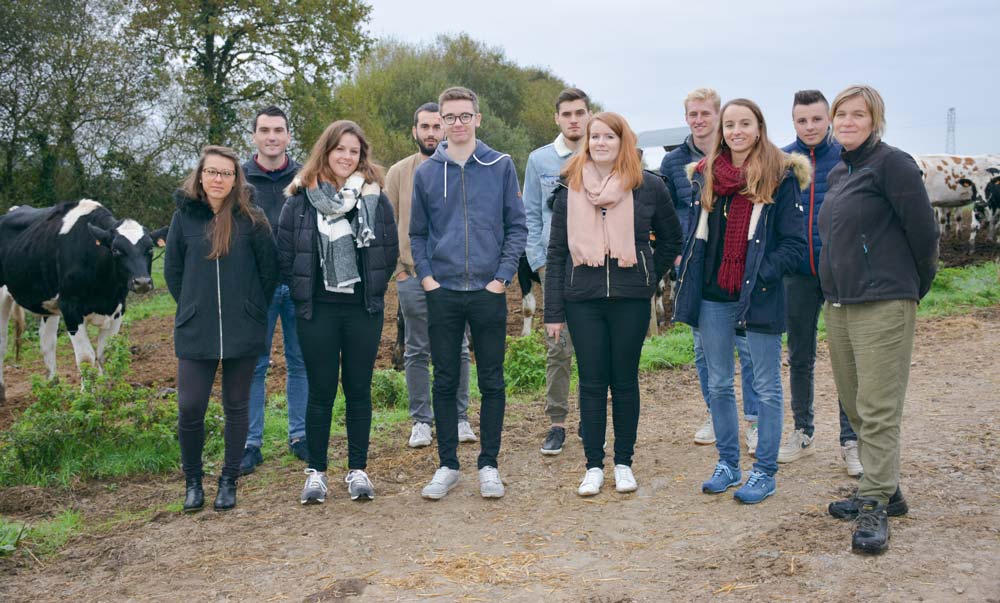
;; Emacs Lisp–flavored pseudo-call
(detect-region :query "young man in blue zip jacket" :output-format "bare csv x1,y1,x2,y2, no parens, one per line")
523,87,591,455
240,106,307,474
410,86,527,500
779,90,861,476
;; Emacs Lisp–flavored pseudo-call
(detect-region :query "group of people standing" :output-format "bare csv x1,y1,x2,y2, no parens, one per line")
163,80,938,556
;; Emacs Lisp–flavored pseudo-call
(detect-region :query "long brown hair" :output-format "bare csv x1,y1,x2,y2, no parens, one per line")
180,145,264,259
561,112,643,191
701,99,787,211
297,120,383,190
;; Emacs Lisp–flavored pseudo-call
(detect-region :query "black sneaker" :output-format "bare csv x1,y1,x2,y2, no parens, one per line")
289,439,308,462
852,498,890,554
239,445,263,476
829,486,908,519
541,426,566,456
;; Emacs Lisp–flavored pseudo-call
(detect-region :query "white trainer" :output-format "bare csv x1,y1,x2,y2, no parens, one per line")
694,413,716,445
614,464,637,493
478,466,505,498
745,422,759,457
457,420,478,443
408,422,432,448
778,428,815,463
842,440,864,477
577,468,604,496
421,467,460,500
345,469,374,501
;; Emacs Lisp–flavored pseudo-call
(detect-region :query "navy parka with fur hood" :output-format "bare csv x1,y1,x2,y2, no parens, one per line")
672,154,810,334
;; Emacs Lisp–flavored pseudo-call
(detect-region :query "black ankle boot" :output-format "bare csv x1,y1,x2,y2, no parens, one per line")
214,475,237,511
183,475,204,513
852,497,890,554
829,485,908,519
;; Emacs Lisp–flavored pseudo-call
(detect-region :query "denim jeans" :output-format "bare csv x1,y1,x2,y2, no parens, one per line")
784,274,857,444
698,300,784,476
396,276,471,424
427,288,508,471
246,285,308,448
694,330,759,421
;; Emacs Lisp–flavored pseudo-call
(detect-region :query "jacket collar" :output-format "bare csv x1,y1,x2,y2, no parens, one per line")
840,133,880,166
793,129,836,155
553,133,574,158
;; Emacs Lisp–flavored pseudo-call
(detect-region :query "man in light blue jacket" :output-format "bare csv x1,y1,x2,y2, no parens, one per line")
522,88,591,455
410,86,527,500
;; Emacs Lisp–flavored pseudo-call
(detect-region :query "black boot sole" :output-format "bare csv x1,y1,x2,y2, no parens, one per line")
183,504,204,513
852,539,889,555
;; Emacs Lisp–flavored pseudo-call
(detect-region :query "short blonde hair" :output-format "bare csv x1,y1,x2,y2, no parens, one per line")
684,88,721,113
830,84,886,139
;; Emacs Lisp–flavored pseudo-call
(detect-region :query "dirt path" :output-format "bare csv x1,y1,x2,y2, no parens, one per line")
1,306,998,602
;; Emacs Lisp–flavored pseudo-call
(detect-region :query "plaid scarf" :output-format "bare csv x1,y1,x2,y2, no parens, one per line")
305,173,379,293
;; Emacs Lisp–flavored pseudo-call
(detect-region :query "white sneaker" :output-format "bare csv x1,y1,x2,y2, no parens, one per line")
300,468,328,504
457,420,478,443
478,466,505,498
777,428,815,463
577,468,604,496
421,466,460,500
694,413,716,444
745,422,759,457
408,422,432,448
345,469,374,501
842,440,864,477
614,465,637,493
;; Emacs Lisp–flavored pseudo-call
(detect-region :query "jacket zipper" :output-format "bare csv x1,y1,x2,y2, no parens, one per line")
738,208,769,330
215,258,224,358
640,249,650,286
570,264,575,287
461,165,469,291
808,148,816,275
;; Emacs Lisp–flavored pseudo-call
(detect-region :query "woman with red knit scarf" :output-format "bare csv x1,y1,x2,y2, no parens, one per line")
673,99,808,504
544,112,682,497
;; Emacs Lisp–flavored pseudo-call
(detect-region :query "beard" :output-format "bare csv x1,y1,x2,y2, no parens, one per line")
417,137,439,156
564,132,583,143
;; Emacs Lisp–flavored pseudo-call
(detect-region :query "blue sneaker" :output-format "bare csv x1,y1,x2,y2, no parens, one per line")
702,462,742,494
734,470,776,504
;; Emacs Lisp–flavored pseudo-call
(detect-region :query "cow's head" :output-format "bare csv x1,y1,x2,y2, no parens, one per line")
88,219,155,294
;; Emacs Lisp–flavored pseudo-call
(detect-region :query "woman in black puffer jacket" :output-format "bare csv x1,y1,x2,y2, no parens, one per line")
164,145,279,513
544,112,682,497
277,120,398,506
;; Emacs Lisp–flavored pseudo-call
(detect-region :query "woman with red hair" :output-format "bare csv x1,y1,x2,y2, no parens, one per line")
544,112,682,496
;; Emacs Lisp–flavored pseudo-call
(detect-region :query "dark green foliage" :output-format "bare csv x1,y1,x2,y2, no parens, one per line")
503,332,547,393
370,369,408,410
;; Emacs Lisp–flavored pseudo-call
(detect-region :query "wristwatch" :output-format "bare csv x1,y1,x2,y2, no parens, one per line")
495,278,511,288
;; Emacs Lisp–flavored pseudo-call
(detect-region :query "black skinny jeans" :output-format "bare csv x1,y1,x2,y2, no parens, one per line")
177,356,257,480
565,297,650,470
784,273,857,444
427,288,508,471
297,301,383,472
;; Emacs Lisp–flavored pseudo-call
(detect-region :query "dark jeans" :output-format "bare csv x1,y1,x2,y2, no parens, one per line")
297,302,383,472
784,273,857,444
177,356,257,479
565,297,650,470
427,288,508,471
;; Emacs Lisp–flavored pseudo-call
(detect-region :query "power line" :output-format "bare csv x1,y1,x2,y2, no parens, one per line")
945,107,956,154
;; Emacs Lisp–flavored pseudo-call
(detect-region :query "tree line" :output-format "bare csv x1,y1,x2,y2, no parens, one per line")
0,0,579,230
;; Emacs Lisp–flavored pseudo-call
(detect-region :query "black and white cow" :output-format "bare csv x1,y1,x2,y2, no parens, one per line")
0,200,156,398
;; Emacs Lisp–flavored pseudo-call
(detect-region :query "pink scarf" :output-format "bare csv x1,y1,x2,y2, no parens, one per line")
567,161,636,268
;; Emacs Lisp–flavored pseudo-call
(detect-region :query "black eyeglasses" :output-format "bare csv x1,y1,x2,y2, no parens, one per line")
441,112,475,125
202,168,236,179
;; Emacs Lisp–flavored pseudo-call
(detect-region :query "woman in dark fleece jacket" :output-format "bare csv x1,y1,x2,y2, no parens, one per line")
277,120,398,506
672,99,808,507
164,145,279,513
819,85,938,556
544,112,682,497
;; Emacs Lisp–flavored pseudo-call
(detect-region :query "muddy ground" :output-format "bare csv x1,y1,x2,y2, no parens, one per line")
1,308,998,599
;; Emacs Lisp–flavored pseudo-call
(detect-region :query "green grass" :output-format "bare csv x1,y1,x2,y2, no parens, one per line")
0,510,81,557
917,262,1000,317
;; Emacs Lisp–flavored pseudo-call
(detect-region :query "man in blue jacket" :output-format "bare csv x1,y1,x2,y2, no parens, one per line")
410,86,527,500
240,106,307,474
660,88,760,452
523,87,591,455
779,90,860,476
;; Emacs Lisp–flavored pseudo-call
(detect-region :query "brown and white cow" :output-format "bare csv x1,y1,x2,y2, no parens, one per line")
910,154,1000,252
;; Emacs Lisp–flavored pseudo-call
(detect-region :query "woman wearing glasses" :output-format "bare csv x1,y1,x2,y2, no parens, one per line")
164,145,279,512
278,120,398,505
544,112,682,496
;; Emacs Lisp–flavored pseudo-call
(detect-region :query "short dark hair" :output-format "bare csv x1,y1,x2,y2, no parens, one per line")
556,88,590,112
413,102,440,127
253,106,289,131
793,90,828,108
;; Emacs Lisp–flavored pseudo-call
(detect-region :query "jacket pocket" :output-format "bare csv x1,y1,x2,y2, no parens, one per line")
174,303,197,328
243,299,266,325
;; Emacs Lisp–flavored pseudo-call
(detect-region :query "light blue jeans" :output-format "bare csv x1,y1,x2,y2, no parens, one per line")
246,285,308,447
698,300,784,476
694,331,759,421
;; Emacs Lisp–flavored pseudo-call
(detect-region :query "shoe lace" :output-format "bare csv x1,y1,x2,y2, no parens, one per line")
481,467,500,484
432,467,453,484
745,471,765,488
345,470,371,489
855,509,883,532
304,468,327,493
711,463,732,480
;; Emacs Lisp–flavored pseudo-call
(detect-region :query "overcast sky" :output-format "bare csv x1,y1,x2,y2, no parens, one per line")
369,0,997,165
